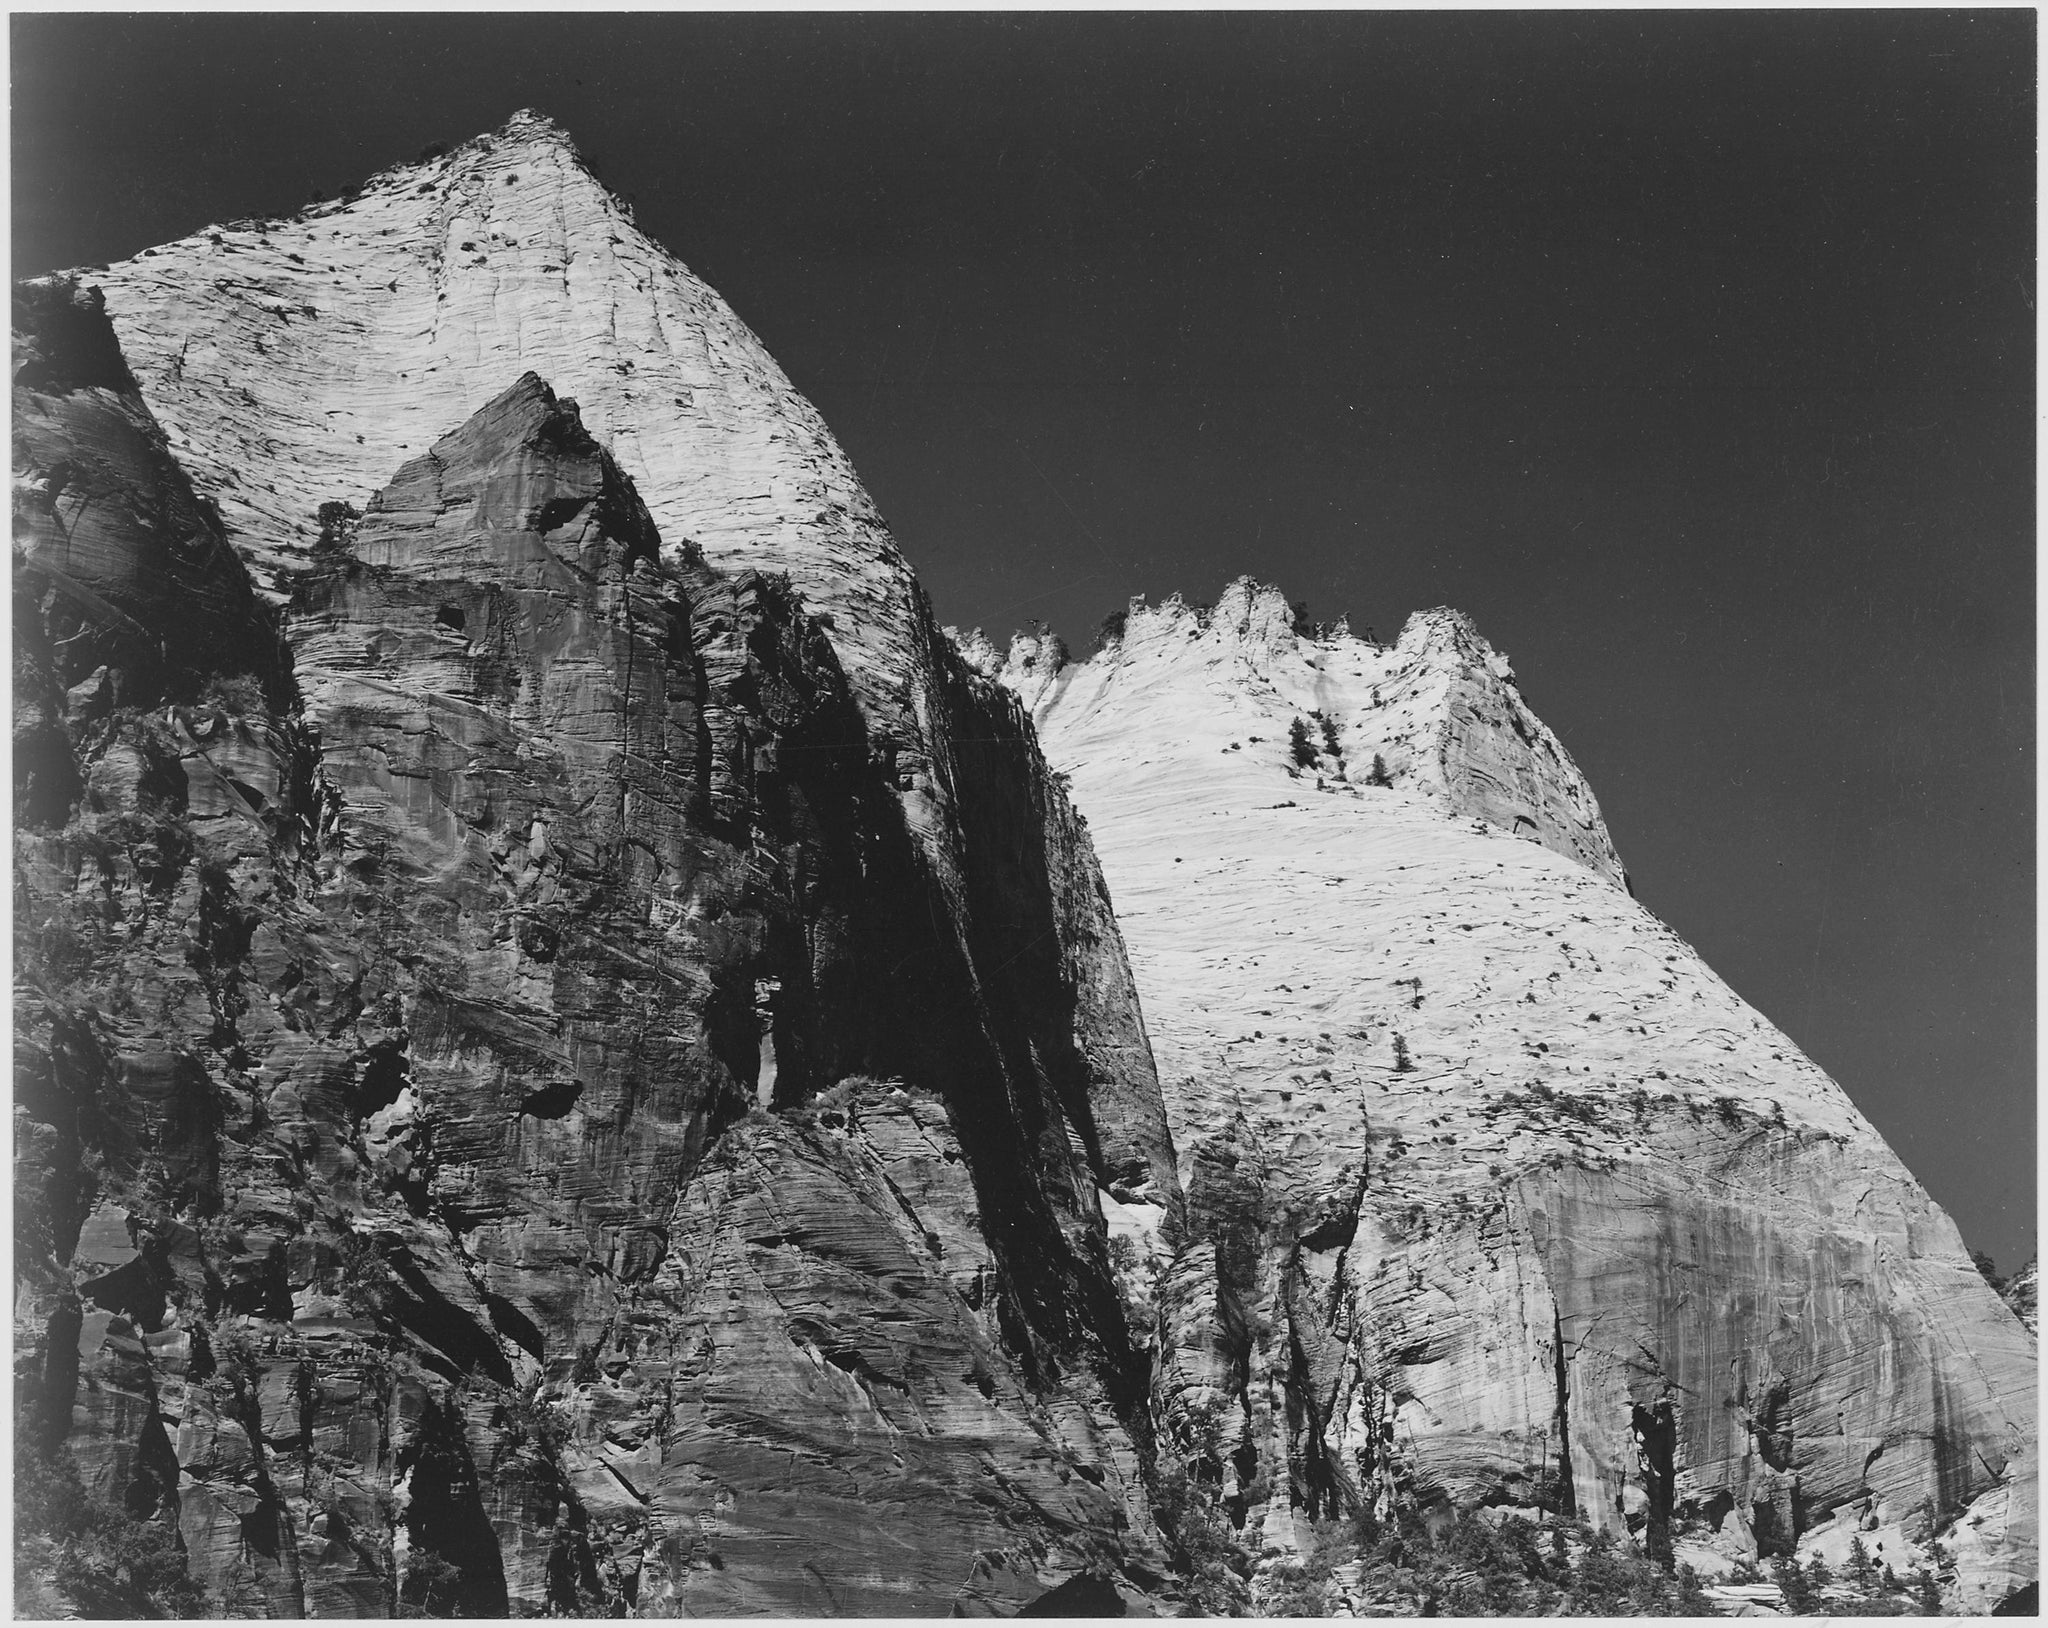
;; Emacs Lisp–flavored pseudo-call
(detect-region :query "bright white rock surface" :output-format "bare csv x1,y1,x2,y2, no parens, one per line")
84,111,966,852
985,578,2035,1604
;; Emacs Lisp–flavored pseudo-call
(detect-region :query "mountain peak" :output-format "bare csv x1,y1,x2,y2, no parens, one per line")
493,107,578,151
990,577,1626,886
354,369,663,582
85,110,926,753
1396,604,1517,683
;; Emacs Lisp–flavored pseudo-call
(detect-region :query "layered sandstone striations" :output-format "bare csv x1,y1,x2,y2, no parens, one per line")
984,580,2036,1610
79,97,1177,1300
14,277,1176,1615
19,103,2035,1620
84,109,1031,952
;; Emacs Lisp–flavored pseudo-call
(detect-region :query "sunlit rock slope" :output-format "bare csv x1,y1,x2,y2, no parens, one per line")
978,578,2036,1610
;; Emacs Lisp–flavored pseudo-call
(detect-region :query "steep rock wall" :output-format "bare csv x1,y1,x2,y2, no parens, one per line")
13,294,1175,1616
1007,581,2035,1609
79,99,1175,1253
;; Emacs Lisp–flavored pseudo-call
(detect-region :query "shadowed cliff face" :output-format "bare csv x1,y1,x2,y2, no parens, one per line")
13,277,290,829
78,117,1182,1247
13,294,1178,1616
65,101,1180,1413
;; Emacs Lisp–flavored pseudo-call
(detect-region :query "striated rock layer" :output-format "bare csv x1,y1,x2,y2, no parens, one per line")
988,579,2036,1610
84,111,1000,941
19,102,2035,1619
78,100,1177,1246
14,277,1178,1614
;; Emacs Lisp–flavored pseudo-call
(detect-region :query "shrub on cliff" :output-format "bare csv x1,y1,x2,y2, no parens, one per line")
398,1551,467,1618
1150,1465,1252,1615
1294,1501,1715,1618
313,499,361,558
12,1438,208,1619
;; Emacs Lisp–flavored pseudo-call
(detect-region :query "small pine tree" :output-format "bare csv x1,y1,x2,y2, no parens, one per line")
313,499,361,557
1773,1555,1815,1612
1392,1034,1414,1073
1674,1563,1716,1615
1289,717,1320,768
1365,753,1393,788
1319,714,1342,758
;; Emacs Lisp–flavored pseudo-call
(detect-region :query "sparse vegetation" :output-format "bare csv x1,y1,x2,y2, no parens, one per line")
1149,1464,1252,1615
1263,1500,1715,1617
197,671,270,716
1105,1233,1154,1335
13,1436,209,1619
398,1550,468,1618
1289,716,1319,768
313,499,361,558
1365,752,1394,787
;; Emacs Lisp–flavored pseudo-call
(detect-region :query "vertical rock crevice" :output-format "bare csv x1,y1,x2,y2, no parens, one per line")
1631,1397,1677,1558
1553,1303,1579,1519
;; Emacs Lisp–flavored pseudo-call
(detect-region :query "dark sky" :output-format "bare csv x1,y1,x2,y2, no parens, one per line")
14,12,2035,1266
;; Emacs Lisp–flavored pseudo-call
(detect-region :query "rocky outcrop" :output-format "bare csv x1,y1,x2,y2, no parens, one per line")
79,98,1179,1220
72,94,1179,1341
14,279,1177,1615
1999,1258,2038,1337
13,276,289,828
1009,579,2036,1610
80,113,1133,1078
987,581,1626,887
21,102,2035,1618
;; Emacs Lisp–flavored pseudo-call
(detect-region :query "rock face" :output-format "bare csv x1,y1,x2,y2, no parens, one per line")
992,580,2036,1609
81,104,1181,1218
79,95,1177,1274
85,111,971,898
14,270,1176,1614
18,104,2035,1620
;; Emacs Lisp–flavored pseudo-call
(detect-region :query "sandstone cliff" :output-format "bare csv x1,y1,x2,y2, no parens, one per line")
81,100,1176,1223
17,104,2035,1620
14,276,1176,1614
992,579,2036,1611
